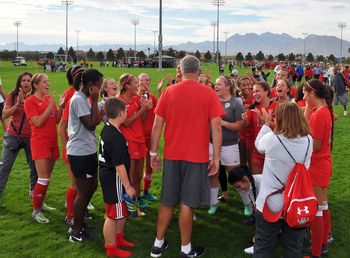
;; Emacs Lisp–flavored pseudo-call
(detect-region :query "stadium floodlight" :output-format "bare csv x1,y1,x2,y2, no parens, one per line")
302,32,308,62
212,0,225,64
14,21,21,57
338,22,347,62
62,0,74,64
131,19,140,61
75,30,81,61
152,30,158,56
223,31,229,61
210,21,216,63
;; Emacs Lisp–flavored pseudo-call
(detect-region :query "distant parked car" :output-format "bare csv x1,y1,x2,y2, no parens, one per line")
12,57,27,66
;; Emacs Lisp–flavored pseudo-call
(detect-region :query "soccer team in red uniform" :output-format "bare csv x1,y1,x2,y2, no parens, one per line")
0,58,339,258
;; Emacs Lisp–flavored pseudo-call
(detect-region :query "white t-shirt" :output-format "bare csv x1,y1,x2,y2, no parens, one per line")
67,91,97,156
255,125,313,213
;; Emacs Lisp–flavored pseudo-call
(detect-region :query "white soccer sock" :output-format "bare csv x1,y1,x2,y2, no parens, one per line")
154,238,164,248
181,242,191,254
210,187,219,206
37,178,49,186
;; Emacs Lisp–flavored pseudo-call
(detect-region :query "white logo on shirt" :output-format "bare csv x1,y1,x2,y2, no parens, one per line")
225,103,230,109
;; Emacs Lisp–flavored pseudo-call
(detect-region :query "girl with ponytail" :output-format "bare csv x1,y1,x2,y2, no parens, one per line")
303,79,333,258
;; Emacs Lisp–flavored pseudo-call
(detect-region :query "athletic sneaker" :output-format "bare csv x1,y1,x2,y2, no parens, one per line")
207,204,218,215
179,245,205,258
328,233,334,244
244,245,254,255
344,111,348,117
87,202,95,210
217,195,228,203
84,210,93,220
150,239,168,257
138,198,149,209
244,205,253,217
142,191,158,201
64,217,74,227
42,203,56,211
32,211,49,223
69,229,93,243
137,208,146,217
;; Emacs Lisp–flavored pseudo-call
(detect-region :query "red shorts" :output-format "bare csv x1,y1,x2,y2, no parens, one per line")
31,145,59,161
145,137,151,152
309,159,332,187
128,141,146,160
105,201,128,220
62,145,69,164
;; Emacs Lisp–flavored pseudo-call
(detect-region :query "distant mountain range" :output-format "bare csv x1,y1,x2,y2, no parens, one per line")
1,32,350,57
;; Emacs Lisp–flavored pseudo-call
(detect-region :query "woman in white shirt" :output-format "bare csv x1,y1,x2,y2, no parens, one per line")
253,102,313,258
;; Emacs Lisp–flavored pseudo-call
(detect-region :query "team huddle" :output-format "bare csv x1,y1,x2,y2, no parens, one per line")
0,55,341,258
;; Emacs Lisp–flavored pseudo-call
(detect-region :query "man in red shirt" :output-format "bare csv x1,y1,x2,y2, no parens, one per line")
149,55,224,257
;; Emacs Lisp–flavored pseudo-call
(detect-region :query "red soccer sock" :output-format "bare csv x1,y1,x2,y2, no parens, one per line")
323,209,331,245
311,214,324,256
33,183,48,210
116,232,136,248
66,188,78,220
143,172,153,192
105,243,132,258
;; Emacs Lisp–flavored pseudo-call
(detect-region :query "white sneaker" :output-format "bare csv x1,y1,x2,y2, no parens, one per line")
42,203,56,211
344,111,348,117
87,202,95,210
244,245,254,255
32,211,49,223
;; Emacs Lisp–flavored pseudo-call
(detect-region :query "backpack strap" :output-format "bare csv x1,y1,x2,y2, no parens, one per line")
303,136,311,164
275,134,310,165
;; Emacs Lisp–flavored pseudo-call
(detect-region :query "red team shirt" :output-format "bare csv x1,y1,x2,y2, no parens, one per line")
24,95,58,150
309,106,332,187
119,95,145,144
142,93,157,139
155,80,225,163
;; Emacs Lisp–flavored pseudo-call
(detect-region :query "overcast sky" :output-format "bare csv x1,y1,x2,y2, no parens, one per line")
0,0,349,47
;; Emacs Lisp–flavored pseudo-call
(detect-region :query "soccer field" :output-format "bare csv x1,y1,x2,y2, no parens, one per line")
0,61,349,258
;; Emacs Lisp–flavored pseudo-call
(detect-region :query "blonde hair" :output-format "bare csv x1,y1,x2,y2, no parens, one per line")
274,102,310,139
30,73,47,95
218,76,236,96
100,78,117,97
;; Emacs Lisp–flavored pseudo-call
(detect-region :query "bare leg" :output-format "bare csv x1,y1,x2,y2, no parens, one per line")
179,204,193,245
156,204,174,240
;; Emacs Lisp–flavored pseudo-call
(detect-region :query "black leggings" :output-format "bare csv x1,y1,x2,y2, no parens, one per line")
218,164,228,192
73,176,97,234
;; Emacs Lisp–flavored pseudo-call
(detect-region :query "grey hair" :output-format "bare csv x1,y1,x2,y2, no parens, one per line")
180,55,200,74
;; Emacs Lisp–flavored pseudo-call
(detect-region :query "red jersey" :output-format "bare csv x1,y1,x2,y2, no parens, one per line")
309,106,332,161
304,68,313,78
119,95,145,144
5,93,31,137
24,95,58,148
240,94,254,140
142,93,157,138
155,79,225,163
62,87,75,109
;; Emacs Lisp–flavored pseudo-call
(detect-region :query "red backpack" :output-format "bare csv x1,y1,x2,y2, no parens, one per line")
262,135,318,228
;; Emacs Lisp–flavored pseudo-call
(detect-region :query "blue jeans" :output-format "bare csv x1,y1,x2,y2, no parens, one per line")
0,134,37,197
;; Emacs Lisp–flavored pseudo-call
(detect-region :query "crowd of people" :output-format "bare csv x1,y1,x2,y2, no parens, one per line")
0,54,346,258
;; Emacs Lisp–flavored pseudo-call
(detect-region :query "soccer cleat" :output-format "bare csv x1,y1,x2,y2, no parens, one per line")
32,211,49,223
328,233,334,244
105,243,132,258
179,245,205,258
217,195,228,203
207,204,218,215
42,203,56,211
244,245,254,255
64,217,74,227
142,191,158,202
150,239,168,257
116,232,136,248
244,205,253,217
87,202,95,210
344,111,348,117
69,230,93,243
137,208,146,217
137,198,149,209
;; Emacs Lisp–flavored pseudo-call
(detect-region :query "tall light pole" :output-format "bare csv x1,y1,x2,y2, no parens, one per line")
75,30,81,61
131,19,140,61
338,22,347,62
212,0,225,64
158,0,163,71
62,0,74,64
152,30,158,56
223,31,229,62
302,32,308,62
210,21,216,63
14,21,21,57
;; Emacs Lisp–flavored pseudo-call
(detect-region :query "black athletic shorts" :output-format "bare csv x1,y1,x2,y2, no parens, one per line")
68,153,98,179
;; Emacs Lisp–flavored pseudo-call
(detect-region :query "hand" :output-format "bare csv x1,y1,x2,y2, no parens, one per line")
261,108,272,126
58,95,66,109
16,88,24,106
49,95,55,107
157,79,164,93
141,98,152,110
241,112,248,122
208,159,219,176
166,74,173,86
90,86,100,102
125,186,136,199
251,108,264,122
150,154,162,171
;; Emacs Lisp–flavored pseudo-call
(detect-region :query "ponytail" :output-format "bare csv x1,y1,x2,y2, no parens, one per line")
325,85,334,150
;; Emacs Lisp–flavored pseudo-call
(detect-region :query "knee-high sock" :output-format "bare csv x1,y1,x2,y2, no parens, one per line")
66,187,78,220
143,171,152,192
33,178,49,211
210,187,219,206
322,205,331,245
311,208,324,257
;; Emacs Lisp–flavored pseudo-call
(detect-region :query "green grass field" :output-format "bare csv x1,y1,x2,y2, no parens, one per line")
0,61,349,258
